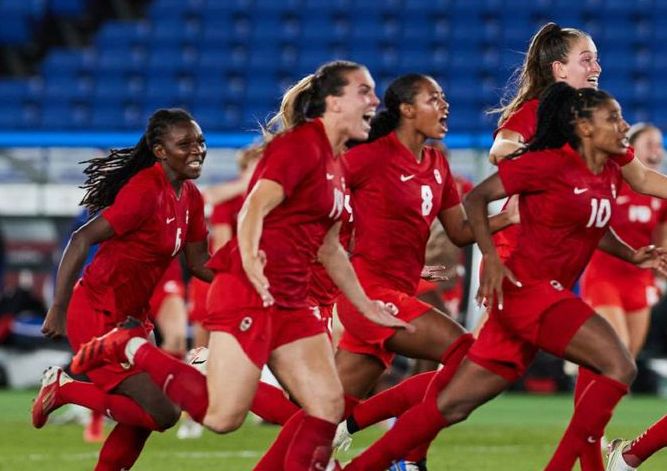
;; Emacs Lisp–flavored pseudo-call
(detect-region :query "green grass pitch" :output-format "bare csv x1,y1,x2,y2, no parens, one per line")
2,389,666,470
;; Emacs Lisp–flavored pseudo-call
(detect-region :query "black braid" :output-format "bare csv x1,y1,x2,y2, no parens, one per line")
507,82,613,158
80,108,194,213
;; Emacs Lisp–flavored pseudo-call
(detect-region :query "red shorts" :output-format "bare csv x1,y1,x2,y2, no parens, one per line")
580,275,658,313
468,280,594,382
205,273,326,368
337,267,431,368
307,298,334,343
148,278,185,322
66,282,150,392
187,277,210,323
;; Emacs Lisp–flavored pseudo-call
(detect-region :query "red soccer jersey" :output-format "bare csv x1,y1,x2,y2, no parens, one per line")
498,144,625,289
207,119,347,308
345,132,461,294
210,194,244,235
82,163,207,320
584,184,667,279
492,99,634,261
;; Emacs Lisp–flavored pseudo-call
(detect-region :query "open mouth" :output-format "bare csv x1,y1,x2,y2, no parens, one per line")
362,111,375,126
620,137,629,148
187,159,203,170
587,75,599,87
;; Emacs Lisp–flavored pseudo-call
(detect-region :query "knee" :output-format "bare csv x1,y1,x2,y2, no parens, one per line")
303,388,344,423
600,355,637,386
203,410,246,434
152,405,181,430
437,397,471,426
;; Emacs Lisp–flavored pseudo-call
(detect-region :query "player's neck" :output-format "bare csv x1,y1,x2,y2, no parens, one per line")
395,128,426,162
579,143,607,175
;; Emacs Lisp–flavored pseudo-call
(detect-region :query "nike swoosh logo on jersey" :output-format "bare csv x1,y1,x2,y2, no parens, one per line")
400,174,415,182
573,187,588,195
326,173,335,180
166,217,176,224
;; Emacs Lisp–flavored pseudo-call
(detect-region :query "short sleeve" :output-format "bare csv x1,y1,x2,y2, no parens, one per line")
439,158,461,210
497,151,555,196
610,146,634,167
343,143,382,189
258,131,319,198
102,180,156,236
495,99,539,141
186,185,208,243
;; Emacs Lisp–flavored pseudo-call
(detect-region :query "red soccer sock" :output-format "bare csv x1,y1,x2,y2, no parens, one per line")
250,382,299,425
132,342,209,423
624,414,667,466
284,415,337,471
544,375,628,471
95,424,151,471
345,398,447,471
254,410,305,471
60,380,159,430
351,371,435,430
575,368,604,471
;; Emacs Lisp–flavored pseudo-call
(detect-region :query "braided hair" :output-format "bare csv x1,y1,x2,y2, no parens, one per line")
368,74,430,143
509,82,612,157
80,108,194,214
264,60,363,139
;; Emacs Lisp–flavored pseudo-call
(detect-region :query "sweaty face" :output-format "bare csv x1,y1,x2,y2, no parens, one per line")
586,100,630,156
634,128,664,170
556,36,601,90
410,77,450,140
335,68,380,141
157,120,207,181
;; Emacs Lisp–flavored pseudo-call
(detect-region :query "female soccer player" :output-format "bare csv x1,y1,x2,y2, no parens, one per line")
338,83,667,471
580,123,667,358
35,108,212,470
70,61,410,471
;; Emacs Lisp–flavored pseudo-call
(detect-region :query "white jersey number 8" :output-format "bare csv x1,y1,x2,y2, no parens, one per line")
421,185,433,216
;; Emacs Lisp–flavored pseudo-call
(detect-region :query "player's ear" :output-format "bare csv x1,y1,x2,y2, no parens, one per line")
576,118,593,139
153,144,166,160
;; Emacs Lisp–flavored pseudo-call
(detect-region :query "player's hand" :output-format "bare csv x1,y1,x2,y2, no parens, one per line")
477,253,521,311
361,300,415,332
504,194,521,225
633,245,667,276
420,265,450,282
41,306,67,339
242,250,274,307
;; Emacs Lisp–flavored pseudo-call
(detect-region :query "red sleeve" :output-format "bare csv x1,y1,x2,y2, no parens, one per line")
186,184,208,243
610,146,634,167
495,99,539,141
343,144,381,189
497,151,557,196
210,197,241,226
440,159,461,210
102,179,156,236
258,130,319,198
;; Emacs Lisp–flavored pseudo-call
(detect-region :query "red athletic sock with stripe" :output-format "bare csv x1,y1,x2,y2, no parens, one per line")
575,367,605,471
623,414,667,466
95,424,151,471
132,342,208,423
250,382,300,425
544,375,628,471
60,380,159,430
345,398,447,471
284,415,337,471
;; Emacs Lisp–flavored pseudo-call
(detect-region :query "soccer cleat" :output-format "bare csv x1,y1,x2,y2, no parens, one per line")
71,316,145,374
176,415,204,440
32,366,73,428
325,460,344,471
185,346,209,375
388,460,423,471
333,420,353,454
606,439,636,471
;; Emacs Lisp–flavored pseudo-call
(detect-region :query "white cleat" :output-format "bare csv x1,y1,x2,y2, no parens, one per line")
332,420,353,454
185,347,209,375
176,416,204,440
606,439,636,471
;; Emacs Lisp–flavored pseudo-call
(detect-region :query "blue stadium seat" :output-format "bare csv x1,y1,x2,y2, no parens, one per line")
97,48,146,73
40,102,88,129
0,13,30,44
0,80,32,105
48,0,85,17
149,0,205,18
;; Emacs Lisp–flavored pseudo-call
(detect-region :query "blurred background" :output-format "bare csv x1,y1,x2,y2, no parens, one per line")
0,0,667,396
